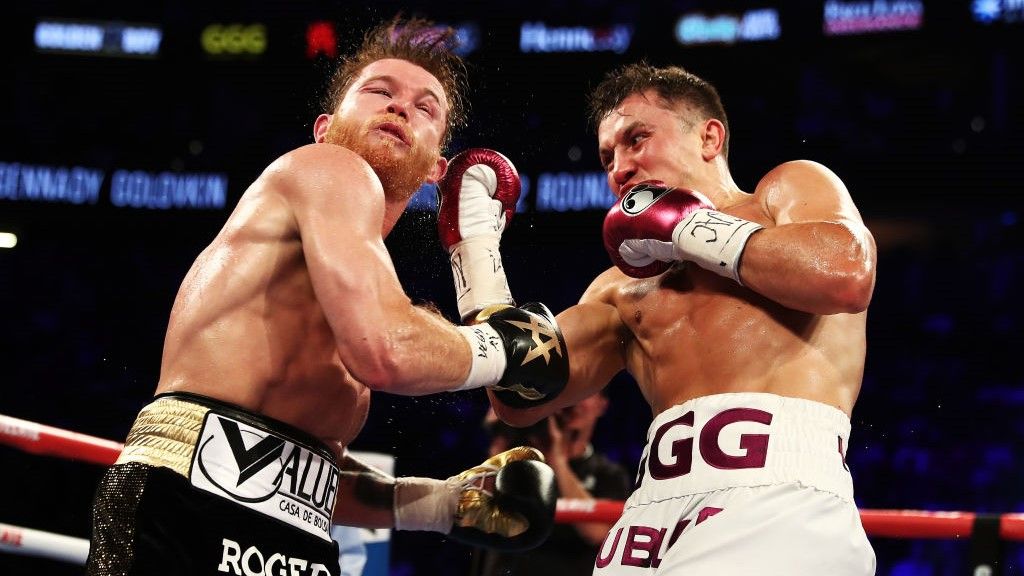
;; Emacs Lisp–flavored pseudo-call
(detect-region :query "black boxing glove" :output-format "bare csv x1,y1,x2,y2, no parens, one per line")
394,446,557,551
455,303,569,408
603,181,763,282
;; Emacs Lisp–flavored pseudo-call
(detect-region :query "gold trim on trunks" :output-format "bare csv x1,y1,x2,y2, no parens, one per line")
115,396,207,477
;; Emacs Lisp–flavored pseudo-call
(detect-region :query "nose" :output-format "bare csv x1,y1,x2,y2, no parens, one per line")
386,100,409,120
610,154,636,191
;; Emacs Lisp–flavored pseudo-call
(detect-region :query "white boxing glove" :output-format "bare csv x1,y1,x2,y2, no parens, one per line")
437,148,522,321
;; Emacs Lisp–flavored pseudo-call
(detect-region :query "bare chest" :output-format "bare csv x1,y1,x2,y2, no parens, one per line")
618,266,756,344
611,265,814,404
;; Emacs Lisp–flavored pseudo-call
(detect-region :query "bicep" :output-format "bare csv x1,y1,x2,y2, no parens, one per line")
745,161,877,312
284,152,414,361
759,160,876,264
560,301,627,397
302,213,409,332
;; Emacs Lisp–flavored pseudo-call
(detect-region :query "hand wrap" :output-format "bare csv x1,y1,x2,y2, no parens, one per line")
394,447,557,551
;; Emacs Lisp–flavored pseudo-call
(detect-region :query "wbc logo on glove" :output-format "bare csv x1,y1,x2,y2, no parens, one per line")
619,182,674,216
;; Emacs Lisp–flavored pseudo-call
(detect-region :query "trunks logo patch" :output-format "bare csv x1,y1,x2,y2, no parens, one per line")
197,418,284,502
191,414,339,541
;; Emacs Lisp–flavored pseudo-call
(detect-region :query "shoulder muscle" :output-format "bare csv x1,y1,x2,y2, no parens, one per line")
755,160,863,227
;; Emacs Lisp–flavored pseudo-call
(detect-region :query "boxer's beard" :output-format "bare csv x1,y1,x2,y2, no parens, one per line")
323,115,438,203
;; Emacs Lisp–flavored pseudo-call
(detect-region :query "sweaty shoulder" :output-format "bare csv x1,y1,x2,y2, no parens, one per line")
262,143,384,204
753,160,852,223
580,266,629,306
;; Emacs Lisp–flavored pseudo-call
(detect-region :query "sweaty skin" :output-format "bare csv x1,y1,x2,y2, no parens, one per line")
493,89,877,423
154,59,471,496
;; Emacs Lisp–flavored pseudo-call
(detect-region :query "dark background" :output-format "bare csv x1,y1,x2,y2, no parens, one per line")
2,1,1023,574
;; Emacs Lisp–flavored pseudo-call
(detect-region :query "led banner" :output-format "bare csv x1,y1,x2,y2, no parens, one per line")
34,19,162,58
449,22,480,56
1,162,608,214
533,172,613,212
972,0,1024,23
675,9,781,45
407,172,612,213
306,21,337,59
201,24,267,57
520,22,633,54
307,21,477,61
0,162,227,211
823,0,924,35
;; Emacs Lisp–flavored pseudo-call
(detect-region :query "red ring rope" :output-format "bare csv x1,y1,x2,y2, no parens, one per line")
0,414,122,466
4,413,1024,542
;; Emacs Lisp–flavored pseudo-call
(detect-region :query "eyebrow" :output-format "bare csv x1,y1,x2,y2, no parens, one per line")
361,74,443,107
599,120,645,155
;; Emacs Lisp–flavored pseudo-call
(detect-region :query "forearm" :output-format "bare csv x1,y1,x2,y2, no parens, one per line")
332,289,488,395
331,453,396,528
376,304,475,394
739,221,876,314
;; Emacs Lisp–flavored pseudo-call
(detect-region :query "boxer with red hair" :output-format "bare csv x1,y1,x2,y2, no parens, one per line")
85,17,565,576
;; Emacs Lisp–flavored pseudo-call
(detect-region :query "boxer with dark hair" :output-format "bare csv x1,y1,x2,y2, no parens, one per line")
86,17,564,576
444,62,878,574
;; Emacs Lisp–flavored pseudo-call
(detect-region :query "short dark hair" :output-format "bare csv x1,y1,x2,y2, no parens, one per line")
588,62,730,159
322,17,468,149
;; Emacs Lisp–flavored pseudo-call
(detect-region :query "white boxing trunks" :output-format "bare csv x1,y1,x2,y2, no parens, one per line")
593,393,876,575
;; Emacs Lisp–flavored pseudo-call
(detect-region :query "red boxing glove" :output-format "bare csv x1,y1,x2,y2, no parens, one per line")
437,148,521,321
437,148,521,248
602,182,714,278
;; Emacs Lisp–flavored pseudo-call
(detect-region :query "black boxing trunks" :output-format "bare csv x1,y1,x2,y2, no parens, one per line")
86,392,341,576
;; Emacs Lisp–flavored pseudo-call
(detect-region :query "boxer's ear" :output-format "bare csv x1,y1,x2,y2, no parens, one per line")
425,156,448,184
700,119,726,160
313,114,332,143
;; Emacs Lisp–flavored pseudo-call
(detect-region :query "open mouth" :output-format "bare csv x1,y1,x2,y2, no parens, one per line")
619,179,667,196
373,122,409,146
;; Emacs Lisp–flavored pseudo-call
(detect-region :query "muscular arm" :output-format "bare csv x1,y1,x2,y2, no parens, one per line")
275,144,471,393
738,160,877,315
490,271,627,427
331,451,396,528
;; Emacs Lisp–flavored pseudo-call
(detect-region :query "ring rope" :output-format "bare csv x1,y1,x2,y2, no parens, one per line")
4,411,1024,568
1,414,122,466
555,499,1024,540
1,522,90,565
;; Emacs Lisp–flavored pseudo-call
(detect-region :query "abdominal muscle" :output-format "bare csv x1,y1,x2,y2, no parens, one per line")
617,265,866,418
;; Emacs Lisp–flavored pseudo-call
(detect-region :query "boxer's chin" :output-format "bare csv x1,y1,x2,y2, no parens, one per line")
369,143,437,203
324,119,437,203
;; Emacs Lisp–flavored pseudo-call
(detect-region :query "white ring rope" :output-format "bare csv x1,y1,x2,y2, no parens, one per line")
0,522,89,565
